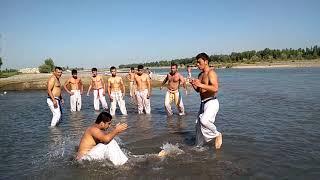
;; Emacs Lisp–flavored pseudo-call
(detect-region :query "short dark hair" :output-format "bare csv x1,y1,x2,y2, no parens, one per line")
130,67,134,70
196,53,210,62
55,66,62,71
91,68,97,72
71,69,77,75
171,63,178,68
110,66,116,71
95,112,112,124
137,65,144,70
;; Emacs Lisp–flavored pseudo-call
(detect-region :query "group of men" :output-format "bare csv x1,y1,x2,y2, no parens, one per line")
46,52,222,165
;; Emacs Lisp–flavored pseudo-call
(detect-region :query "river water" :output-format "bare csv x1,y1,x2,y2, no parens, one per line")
1,67,320,179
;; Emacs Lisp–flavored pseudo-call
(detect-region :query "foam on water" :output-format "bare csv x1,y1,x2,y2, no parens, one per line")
159,142,184,156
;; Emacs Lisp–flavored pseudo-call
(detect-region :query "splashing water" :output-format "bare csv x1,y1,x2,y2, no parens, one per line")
159,142,184,156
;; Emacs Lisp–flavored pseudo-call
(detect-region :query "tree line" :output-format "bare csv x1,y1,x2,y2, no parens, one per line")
119,46,320,68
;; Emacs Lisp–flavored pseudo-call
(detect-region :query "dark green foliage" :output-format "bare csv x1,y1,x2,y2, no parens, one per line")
39,58,55,73
119,46,320,68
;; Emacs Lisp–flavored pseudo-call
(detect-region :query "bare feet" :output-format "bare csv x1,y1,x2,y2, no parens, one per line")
215,133,222,149
158,150,167,157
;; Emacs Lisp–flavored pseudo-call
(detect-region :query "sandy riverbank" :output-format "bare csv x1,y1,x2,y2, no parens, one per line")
0,72,164,91
1,59,319,91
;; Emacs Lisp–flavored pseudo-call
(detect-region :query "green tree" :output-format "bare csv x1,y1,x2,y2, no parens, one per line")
39,58,55,73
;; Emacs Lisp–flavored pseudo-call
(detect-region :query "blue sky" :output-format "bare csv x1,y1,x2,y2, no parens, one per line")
1,0,320,69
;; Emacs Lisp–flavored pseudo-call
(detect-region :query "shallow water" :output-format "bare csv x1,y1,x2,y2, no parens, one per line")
1,67,320,179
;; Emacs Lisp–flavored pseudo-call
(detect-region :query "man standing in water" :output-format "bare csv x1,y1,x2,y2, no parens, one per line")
76,112,129,166
160,63,186,116
47,66,64,127
64,69,83,112
190,53,222,149
87,68,109,111
107,66,127,116
134,65,151,114
126,67,136,100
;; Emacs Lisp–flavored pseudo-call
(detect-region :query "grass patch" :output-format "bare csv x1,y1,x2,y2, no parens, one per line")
0,72,20,78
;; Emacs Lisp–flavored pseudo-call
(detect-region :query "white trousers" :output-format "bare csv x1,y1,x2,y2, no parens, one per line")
195,98,220,146
136,89,151,114
70,90,81,112
164,90,185,115
93,89,108,111
80,139,128,166
110,91,127,116
129,81,135,97
47,98,61,127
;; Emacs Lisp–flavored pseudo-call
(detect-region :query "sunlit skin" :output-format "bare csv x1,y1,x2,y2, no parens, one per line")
77,121,128,159
134,69,151,98
64,73,83,95
47,68,64,108
160,65,186,94
107,69,125,101
190,58,222,149
87,71,106,96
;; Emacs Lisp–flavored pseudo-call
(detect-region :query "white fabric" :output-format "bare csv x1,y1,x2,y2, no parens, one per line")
70,90,81,112
164,90,185,115
80,139,128,166
110,91,127,116
93,89,108,111
195,98,220,146
135,89,151,114
47,98,61,127
129,81,134,97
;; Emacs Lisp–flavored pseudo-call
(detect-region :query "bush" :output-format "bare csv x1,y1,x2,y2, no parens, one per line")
39,64,52,73
38,58,55,73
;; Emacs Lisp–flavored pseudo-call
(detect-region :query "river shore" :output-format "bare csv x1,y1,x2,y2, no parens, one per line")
1,59,319,91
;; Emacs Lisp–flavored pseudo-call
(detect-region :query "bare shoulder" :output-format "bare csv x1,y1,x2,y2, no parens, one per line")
208,69,218,77
48,75,56,83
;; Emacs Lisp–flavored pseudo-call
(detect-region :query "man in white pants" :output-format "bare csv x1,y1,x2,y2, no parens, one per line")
47,67,64,127
64,69,83,112
190,53,222,149
126,67,136,97
107,66,127,116
160,63,187,116
134,65,151,114
87,68,108,111
76,112,128,166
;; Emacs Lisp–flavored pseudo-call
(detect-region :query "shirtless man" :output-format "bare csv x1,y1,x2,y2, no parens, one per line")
76,112,129,166
87,68,108,111
134,65,151,114
47,67,64,127
64,69,83,112
190,53,222,149
126,67,136,98
160,63,186,116
107,66,127,116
